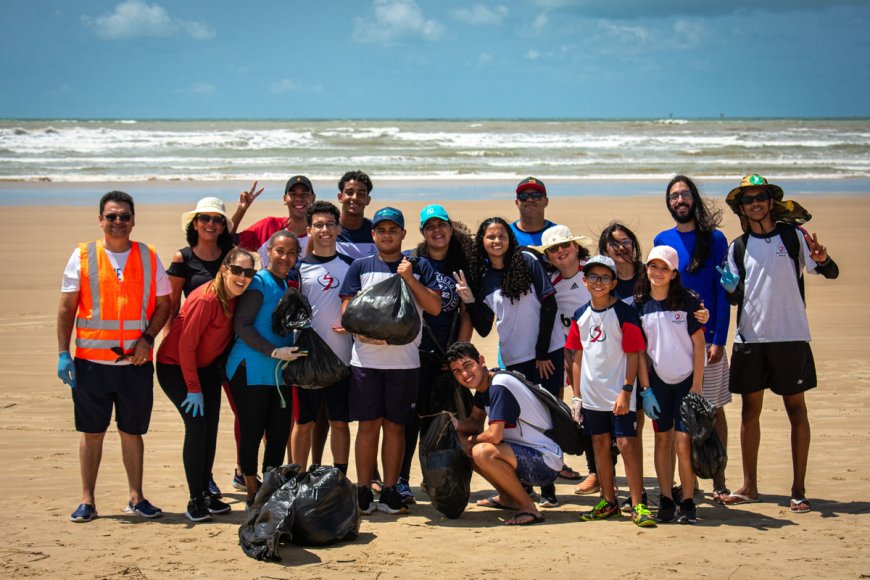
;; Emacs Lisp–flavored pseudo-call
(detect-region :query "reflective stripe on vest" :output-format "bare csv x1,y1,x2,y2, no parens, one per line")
75,240,157,362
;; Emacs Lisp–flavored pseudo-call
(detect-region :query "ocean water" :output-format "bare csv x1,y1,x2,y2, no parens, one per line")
1,118,868,204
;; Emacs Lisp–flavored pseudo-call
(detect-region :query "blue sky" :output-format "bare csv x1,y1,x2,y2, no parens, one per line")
1,0,868,119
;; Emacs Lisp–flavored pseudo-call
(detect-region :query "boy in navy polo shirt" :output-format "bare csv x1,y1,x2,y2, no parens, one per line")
339,207,441,515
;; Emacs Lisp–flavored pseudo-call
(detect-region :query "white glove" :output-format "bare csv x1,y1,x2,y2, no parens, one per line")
571,397,583,424
271,346,307,361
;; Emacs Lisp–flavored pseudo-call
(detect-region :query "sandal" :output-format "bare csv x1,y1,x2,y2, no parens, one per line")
476,495,517,510
558,465,583,480
790,498,811,513
370,479,384,495
505,511,544,526
712,488,731,503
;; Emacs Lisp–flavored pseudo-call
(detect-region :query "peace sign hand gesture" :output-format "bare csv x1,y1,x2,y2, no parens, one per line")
803,231,828,264
452,270,475,304
238,180,264,210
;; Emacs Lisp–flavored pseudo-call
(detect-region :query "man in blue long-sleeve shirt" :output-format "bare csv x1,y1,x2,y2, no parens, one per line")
654,175,731,501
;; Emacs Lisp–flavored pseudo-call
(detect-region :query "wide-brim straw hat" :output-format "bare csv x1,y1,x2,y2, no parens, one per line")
725,174,784,215
181,197,233,233
531,224,594,253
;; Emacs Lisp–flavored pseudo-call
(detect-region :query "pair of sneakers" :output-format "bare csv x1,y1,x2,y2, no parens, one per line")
580,498,657,528
658,496,697,524
358,484,408,515
70,499,164,522
185,492,232,522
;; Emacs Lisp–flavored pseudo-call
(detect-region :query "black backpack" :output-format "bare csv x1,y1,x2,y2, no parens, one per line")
492,370,584,456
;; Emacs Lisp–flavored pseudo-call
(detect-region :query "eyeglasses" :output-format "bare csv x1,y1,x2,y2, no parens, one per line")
608,238,633,249
195,214,227,226
545,242,572,254
668,191,692,202
110,346,135,363
104,213,132,223
740,191,771,205
517,191,545,202
311,221,338,231
585,273,613,284
226,264,256,278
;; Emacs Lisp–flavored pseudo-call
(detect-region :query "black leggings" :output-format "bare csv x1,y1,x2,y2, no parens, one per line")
156,362,222,499
229,365,292,476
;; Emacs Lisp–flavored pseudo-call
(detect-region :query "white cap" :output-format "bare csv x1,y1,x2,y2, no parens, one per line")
646,245,679,271
582,254,617,277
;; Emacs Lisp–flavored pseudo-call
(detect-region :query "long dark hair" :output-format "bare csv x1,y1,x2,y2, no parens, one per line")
186,219,234,252
470,217,533,303
211,247,256,317
634,266,699,311
416,219,474,275
666,175,723,274
598,222,642,277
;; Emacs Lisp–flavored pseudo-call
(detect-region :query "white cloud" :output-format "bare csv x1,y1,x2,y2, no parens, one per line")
596,19,650,45
450,4,508,25
83,0,214,40
190,82,215,94
671,19,705,48
532,11,549,31
478,52,494,64
270,79,299,95
354,0,443,44
526,49,540,60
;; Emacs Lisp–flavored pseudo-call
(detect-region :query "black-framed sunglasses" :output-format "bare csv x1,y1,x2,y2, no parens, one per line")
195,214,227,226
517,191,545,202
545,241,573,255
104,213,132,223
226,264,257,278
740,191,772,206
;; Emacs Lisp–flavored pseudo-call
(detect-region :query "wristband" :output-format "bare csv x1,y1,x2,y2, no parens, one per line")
141,333,155,346
621,383,634,393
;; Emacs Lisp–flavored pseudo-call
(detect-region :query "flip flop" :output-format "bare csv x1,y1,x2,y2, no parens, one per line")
712,488,731,503
370,480,384,495
476,495,517,510
790,498,811,513
723,492,761,505
558,466,583,481
505,511,545,526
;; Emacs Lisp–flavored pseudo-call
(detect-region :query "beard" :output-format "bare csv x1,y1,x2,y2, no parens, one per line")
669,205,695,224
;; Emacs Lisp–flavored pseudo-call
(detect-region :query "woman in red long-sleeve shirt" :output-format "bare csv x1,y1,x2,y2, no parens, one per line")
156,247,256,522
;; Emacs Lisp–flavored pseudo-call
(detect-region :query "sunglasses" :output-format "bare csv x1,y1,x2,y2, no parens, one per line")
104,213,132,223
545,241,573,254
740,191,772,205
196,214,227,226
585,273,614,284
226,264,256,278
517,191,545,202
110,346,135,363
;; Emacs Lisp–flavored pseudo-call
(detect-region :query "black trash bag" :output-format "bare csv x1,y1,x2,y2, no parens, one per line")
273,287,312,336
418,412,472,519
238,465,360,562
692,430,728,480
341,275,421,345
282,328,350,389
427,371,472,419
680,392,716,443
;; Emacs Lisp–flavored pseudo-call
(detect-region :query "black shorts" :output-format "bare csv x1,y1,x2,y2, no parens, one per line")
293,376,350,424
73,358,154,435
729,341,817,396
349,366,418,425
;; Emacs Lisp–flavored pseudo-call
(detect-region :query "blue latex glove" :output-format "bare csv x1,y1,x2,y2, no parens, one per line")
640,388,661,420
716,264,740,293
180,392,205,417
57,352,76,388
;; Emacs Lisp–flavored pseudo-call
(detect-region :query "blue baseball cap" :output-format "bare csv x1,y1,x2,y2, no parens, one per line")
419,204,450,228
372,206,405,229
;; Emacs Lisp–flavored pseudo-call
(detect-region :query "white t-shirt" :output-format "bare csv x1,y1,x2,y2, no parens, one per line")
552,264,591,339
299,253,354,364
62,246,171,295
635,291,705,384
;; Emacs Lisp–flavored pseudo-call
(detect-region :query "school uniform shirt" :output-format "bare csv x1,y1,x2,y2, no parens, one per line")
654,228,730,346
552,264,591,339
419,256,461,353
726,228,819,343
479,251,564,366
473,372,563,471
236,216,308,268
299,253,355,364
339,254,439,370
614,275,637,305
565,300,646,412
635,290,705,384
336,218,376,260
510,220,557,247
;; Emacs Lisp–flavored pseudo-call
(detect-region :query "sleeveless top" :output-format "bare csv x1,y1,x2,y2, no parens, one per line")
166,246,228,297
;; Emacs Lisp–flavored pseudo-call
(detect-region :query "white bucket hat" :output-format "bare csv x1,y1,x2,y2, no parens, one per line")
181,197,233,233
531,224,594,254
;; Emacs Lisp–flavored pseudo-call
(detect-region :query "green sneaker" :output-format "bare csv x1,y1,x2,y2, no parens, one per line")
632,503,657,528
579,498,619,521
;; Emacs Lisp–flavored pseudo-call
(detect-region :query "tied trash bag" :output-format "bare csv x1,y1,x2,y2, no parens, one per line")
680,392,716,443
239,465,360,562
273,287,313,336
692,430,727,479
282,328,350,389
341,275,421,345
419,412,472,519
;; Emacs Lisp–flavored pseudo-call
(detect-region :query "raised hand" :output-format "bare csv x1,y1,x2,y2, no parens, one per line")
239,180,264,209
452,269,475,304
803,231,828,263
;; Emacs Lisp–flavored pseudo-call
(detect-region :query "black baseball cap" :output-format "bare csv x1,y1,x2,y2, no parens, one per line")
285,175,314,194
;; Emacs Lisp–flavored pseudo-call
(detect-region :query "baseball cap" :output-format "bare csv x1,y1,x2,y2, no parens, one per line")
420,204,450,228
285,175,314,194
582,255,617,277
372,207,405,229
646,245,679,271
516,177,547,195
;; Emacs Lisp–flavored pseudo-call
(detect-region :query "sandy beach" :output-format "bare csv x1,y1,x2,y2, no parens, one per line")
1,192,868,578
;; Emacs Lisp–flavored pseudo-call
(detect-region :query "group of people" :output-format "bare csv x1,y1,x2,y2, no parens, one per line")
56,170,838,528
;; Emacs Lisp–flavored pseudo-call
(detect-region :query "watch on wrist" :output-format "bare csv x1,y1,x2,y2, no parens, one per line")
141,333,155,346
621,383,634,393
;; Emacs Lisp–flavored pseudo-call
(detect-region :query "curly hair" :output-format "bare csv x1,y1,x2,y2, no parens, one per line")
469,217,533,303
598,222,642,276
666,175,723,274
416,219,473,275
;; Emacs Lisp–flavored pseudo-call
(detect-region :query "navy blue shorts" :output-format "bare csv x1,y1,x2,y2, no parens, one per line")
506,348,565,398
582,407,637,439
506,442,559,487
729,341,817,396
650,371,692,433
293,376,350,424
349,366,418,425
72,358,154,435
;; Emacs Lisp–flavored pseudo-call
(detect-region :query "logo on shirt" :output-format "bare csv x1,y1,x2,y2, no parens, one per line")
570,282,579,290
318,273,340,290
588,324,606,343
560,313,572,329
434,272,459,312
672,312,686,325
776,243,788,257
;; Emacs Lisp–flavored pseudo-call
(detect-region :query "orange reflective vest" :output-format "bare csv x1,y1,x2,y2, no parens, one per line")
75,240,158,362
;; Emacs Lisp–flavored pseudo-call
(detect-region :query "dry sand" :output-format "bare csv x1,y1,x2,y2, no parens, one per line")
1,194,868,578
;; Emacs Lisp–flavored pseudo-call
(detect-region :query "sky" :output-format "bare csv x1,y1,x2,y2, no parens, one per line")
1,0,869,119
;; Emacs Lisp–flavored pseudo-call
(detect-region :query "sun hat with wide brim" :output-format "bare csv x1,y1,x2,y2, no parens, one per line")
181,197,233,233
531,224,594,254
725,174,812,232
725,174,784,215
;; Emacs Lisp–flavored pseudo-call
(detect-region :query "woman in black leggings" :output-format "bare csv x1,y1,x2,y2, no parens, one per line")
156,248,256,522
